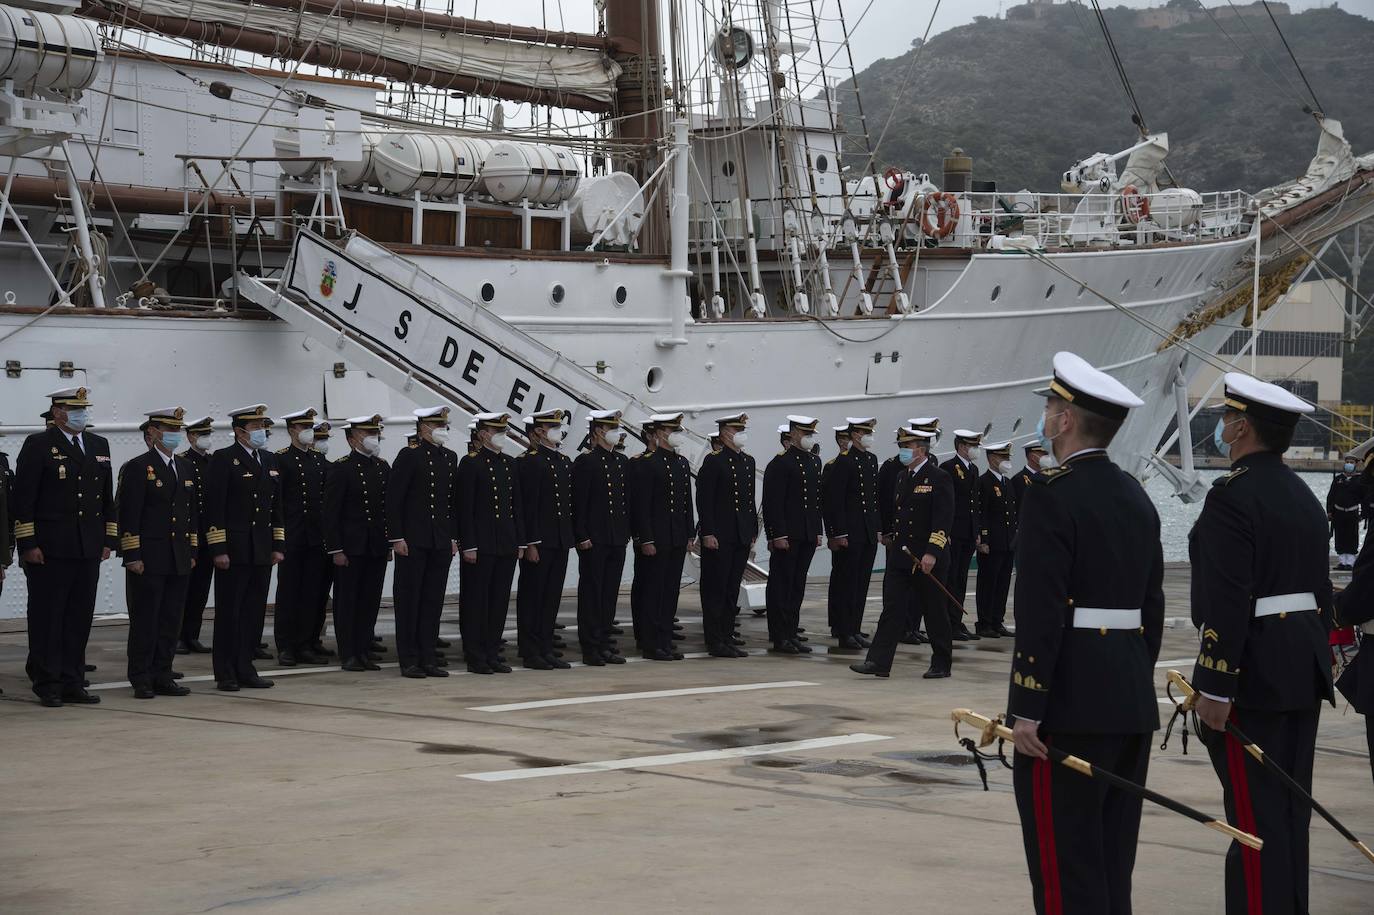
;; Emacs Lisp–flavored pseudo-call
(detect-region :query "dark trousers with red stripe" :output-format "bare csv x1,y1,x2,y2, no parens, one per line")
1013,732,1150,915
1200,705,1320,915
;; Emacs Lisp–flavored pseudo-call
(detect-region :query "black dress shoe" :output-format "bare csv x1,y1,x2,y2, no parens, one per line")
974,625,1001,639
708,645,738,658
366,651,383,661
175,643,190,655
82,679,91,688
669,651,685,660
731,645,750,658
490,661,513,673
312,642,336,657
296,650,325,665
242,676,275,689
523,656,554,670
602,652,627,665
341,657,367,672
170,671,184,680
795,634,809,642
792,640,814,654
752,607,768,616
253,648,274,660
187,640,211,653
62,690,101,704
900,630,928,645
951,628,974,642
467,660,494,674
643,648,674,661
401,665,428,678
545,655,572,669
40,695,64,707
671,632,685,641
431,656,449,668
373,635,384,643
835,636,864,651
277,652,299,667
855,634,873,648
849,661,890,678
217,681,240,692
581,653,606,667
553,622,567,630
551,649,565,658
85,664,97,672
422,665,449,678
923,664,952,680
770,641,800,655
672,623,684,632
730,635,746,646
362,657,381,671
609,626,624,636
154,682,191,697
133,685,156,699
992,623,1014,637
259,641,268,649
372,644,388,654
797,627,807,634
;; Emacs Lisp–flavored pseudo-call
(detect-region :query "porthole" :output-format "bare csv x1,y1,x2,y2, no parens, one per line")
722,160,736,178
816,154,829,173
615,285,628,306
550,283,566,305
990,284,1001,302
1044,284,1055,300
646,366,664,393
1120,278,1131,293
480,282,495,303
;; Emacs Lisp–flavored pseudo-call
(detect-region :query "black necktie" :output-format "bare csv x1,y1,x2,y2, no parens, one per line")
72,434,83,455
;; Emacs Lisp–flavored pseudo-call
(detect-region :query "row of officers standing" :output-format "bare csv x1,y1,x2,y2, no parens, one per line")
1,387,1054,702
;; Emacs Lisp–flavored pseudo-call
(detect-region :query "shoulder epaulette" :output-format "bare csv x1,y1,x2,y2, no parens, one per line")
407,441,419,448
275,446,289,455
1215,465,1249,487
1039,465,1073,485
333,455,349,463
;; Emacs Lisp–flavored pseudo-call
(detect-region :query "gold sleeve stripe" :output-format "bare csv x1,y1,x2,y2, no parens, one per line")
190,533,199,547
119,534,141,550
928,531,948,548
206,529,227,544
105,522,119,536
272,527,286,540
15,522,36,537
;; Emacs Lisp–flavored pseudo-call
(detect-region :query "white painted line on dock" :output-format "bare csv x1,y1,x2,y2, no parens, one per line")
86,664,398,690
468,680,818,713
1155,658,1194,669
459,733,893,782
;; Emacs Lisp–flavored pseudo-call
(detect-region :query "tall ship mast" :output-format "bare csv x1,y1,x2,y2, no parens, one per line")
0,0,1371,616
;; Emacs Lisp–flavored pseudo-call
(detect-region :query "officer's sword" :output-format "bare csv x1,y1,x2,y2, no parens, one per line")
902,546,968,616
1165,670,1374,865
950,707,1263,851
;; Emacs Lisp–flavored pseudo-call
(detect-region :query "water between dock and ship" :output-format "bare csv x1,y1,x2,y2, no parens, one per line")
1149,470,1334,562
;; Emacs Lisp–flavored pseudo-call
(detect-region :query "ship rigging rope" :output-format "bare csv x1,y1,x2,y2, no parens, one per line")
1259,0,1324,115
1087,0,1148,135
1195,2,1313,112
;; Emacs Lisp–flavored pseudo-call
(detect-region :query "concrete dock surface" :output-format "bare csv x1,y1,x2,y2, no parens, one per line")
1,565,1370,913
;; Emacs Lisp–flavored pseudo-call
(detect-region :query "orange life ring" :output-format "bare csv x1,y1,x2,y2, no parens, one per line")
921,192,960,239
1120,184,1151,224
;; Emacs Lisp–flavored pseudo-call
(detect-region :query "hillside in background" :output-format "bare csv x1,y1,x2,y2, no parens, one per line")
837,4,1374,193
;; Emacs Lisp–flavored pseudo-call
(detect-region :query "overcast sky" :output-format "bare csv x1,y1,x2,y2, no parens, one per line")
473,0,1373,71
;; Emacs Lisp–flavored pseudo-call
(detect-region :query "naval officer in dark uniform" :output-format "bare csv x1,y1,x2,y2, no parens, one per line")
631,412,695,661
940,429,983,641
1,444,12,618
177,416,215,654
308,420,336,657
1191,373,1333,915
974,441,1016,638
762,415,823,654
458,412,528,674
206,404,285,690
388,406,459,679
274,408,329,665
572,410,631,666
515,410,575,670
823,417,881,650
324,415,390,673
820,423,850,642
14,387,117,707
1007,352,1163,915
1336,521,1374,784
117,408,198,699
851,424,953,679
1327,455,1363,569
696,412,757,657
1012,442,1047,507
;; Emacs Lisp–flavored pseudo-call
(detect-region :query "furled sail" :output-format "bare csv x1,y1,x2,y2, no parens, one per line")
81,0,622,110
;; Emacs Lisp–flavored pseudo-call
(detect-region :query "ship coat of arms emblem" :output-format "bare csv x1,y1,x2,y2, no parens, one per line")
319,260,338,297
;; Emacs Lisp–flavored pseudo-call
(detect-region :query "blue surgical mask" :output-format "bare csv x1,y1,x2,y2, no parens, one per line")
898,447,915,464
161,430,185,452
65,408,90,431
1213,417,1240,459
1036,412,1061,454
247,427,269,449
1344,462,1356,474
